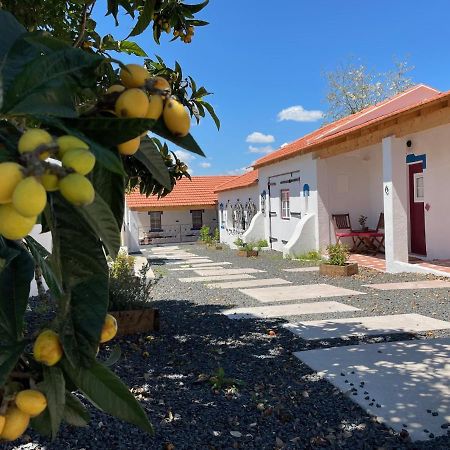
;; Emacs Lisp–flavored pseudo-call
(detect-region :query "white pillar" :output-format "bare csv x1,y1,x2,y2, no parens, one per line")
382,136,408,270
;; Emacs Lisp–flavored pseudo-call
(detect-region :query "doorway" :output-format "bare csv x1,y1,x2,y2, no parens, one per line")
408,162,426,255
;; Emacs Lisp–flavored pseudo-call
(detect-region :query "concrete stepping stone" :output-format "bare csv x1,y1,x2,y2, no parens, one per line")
182,262,232,268
168,259,213,265
193,268,265,276
362,280,450,290
179,274,256,283
240,284,365,303
223,301,360,319
169,266,226,272
283,267,319,272
294,338,450,441
150,246,180,252
206,278,291,289
285,313,450,340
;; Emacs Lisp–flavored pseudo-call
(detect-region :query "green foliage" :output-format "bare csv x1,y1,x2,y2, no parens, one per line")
213,227,220,243
326,243,349,266
209,367,244,391
199,225,211,242
256,239,268,250
358,215,368,229
0,2,214,440
108,250,158,311
296,250,322,261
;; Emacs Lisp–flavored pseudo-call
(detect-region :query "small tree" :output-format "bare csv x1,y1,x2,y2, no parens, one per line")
324,58,414,122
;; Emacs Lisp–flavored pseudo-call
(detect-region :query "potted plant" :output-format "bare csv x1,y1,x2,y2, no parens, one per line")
319,243,358,276
358,215,368,231
235,238,259,257
108,251,160,335
213,227,222,249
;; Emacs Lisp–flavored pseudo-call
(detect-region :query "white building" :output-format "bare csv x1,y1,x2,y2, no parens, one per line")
215,170,261,247
224,85,450,274
123,176,235,252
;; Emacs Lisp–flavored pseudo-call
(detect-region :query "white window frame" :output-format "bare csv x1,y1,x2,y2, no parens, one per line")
413,173,424,203
281,189,290,219
149,211,162,231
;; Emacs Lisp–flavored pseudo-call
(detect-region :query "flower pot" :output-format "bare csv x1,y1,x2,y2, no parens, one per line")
237,250,259,257
110,308,160,336
319,262,358,276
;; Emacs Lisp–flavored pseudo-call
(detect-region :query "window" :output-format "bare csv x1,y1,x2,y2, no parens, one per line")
281,190,290,219
149,211,162,230
414,174,424,202
191,210,203,230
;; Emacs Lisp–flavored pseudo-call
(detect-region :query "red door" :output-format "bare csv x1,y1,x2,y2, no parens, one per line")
408,163,426,255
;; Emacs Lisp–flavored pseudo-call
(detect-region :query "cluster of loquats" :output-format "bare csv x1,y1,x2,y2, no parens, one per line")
0,130,96,241
107,64,191,156
0,315,118,442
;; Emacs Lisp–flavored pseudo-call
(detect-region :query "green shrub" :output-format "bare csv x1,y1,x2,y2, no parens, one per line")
108,250,158,311
326,243,349,266
297,250,322,261
234,237,244,248
199,225,210,242
256,239,268,249
213,227,220,243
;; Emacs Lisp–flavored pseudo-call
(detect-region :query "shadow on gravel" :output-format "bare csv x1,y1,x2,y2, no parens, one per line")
9,298,449,450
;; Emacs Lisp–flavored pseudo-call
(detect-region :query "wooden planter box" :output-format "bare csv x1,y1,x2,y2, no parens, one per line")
110,309,160,336
319,262,358,276
237,250,259,257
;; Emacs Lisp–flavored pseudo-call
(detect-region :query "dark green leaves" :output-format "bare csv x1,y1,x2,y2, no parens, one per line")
0,10,25,63
63,392,90,427
128,0,156,38
0,341,27,387
0,240,34,341
134,137,172,189
181,0,210,14
41,366,66,439
100,35,147,57
78,194,121,258
152,118,205,156
62,359,154,434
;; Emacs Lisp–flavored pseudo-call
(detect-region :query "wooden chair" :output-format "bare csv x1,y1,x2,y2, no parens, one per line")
332,214,361,251
356,213,385,255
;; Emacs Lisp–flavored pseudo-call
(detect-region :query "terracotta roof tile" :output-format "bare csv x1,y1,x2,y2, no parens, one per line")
254,85,444,168
126,176,237,209
214,169,259,193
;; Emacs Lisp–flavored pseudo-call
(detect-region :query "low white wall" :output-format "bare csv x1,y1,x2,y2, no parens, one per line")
283,213,317,258
243,211,265,243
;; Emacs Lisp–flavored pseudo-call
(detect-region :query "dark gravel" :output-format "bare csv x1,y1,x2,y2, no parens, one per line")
10,243,450,449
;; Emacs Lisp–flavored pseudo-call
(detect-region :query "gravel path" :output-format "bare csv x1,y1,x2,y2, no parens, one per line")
10,243,450,449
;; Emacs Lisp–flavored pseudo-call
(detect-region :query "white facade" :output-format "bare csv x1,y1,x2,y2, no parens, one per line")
221,122,450,273
217,185,260,248
123,205,218,253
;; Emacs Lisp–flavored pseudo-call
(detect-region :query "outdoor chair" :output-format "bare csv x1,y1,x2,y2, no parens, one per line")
331,213,361,251
352,213,385,255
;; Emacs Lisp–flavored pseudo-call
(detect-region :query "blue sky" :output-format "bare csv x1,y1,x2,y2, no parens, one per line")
94,0,450,175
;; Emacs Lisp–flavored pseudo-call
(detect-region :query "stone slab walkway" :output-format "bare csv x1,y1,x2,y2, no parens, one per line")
222,301,360,319
168,259,213,265
283,267,319,272
179,274,256,283
239,284,365,303
206,278,291,289
180,262,232,268
169,266,226,271
363,280,450,290
193,268,265,276
285,313,450,340
294,339,450,441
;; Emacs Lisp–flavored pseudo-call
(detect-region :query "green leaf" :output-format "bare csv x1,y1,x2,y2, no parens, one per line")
102,345,122,367
200,100,221,130
0,241,34,341
152,118,205,156
128,0,156,38
24,236,63,298
77,194,121,258
0,341,27,387
41,366,66,439
61,359,153,434
181,0,209,14
134,137,172,189
63,392,90,427
65,117,156,147
117,41,148,57
3,44,104,117
30,409,52,437
0,10,25,63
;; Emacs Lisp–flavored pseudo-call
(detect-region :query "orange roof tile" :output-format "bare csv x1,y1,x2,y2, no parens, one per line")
254,85,444,168
126,176,237,209
214,169,259,193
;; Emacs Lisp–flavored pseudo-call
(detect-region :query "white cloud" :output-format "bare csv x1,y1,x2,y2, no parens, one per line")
277,105,323,122
174,149,196,162
281,142,289,148
248,145,274,154
199,162,211,168
246,131,275,144
227,166,252,175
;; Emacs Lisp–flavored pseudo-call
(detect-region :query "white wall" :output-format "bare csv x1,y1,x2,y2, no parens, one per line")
217,185,259,247
258,154,319,253
404,123,450,259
